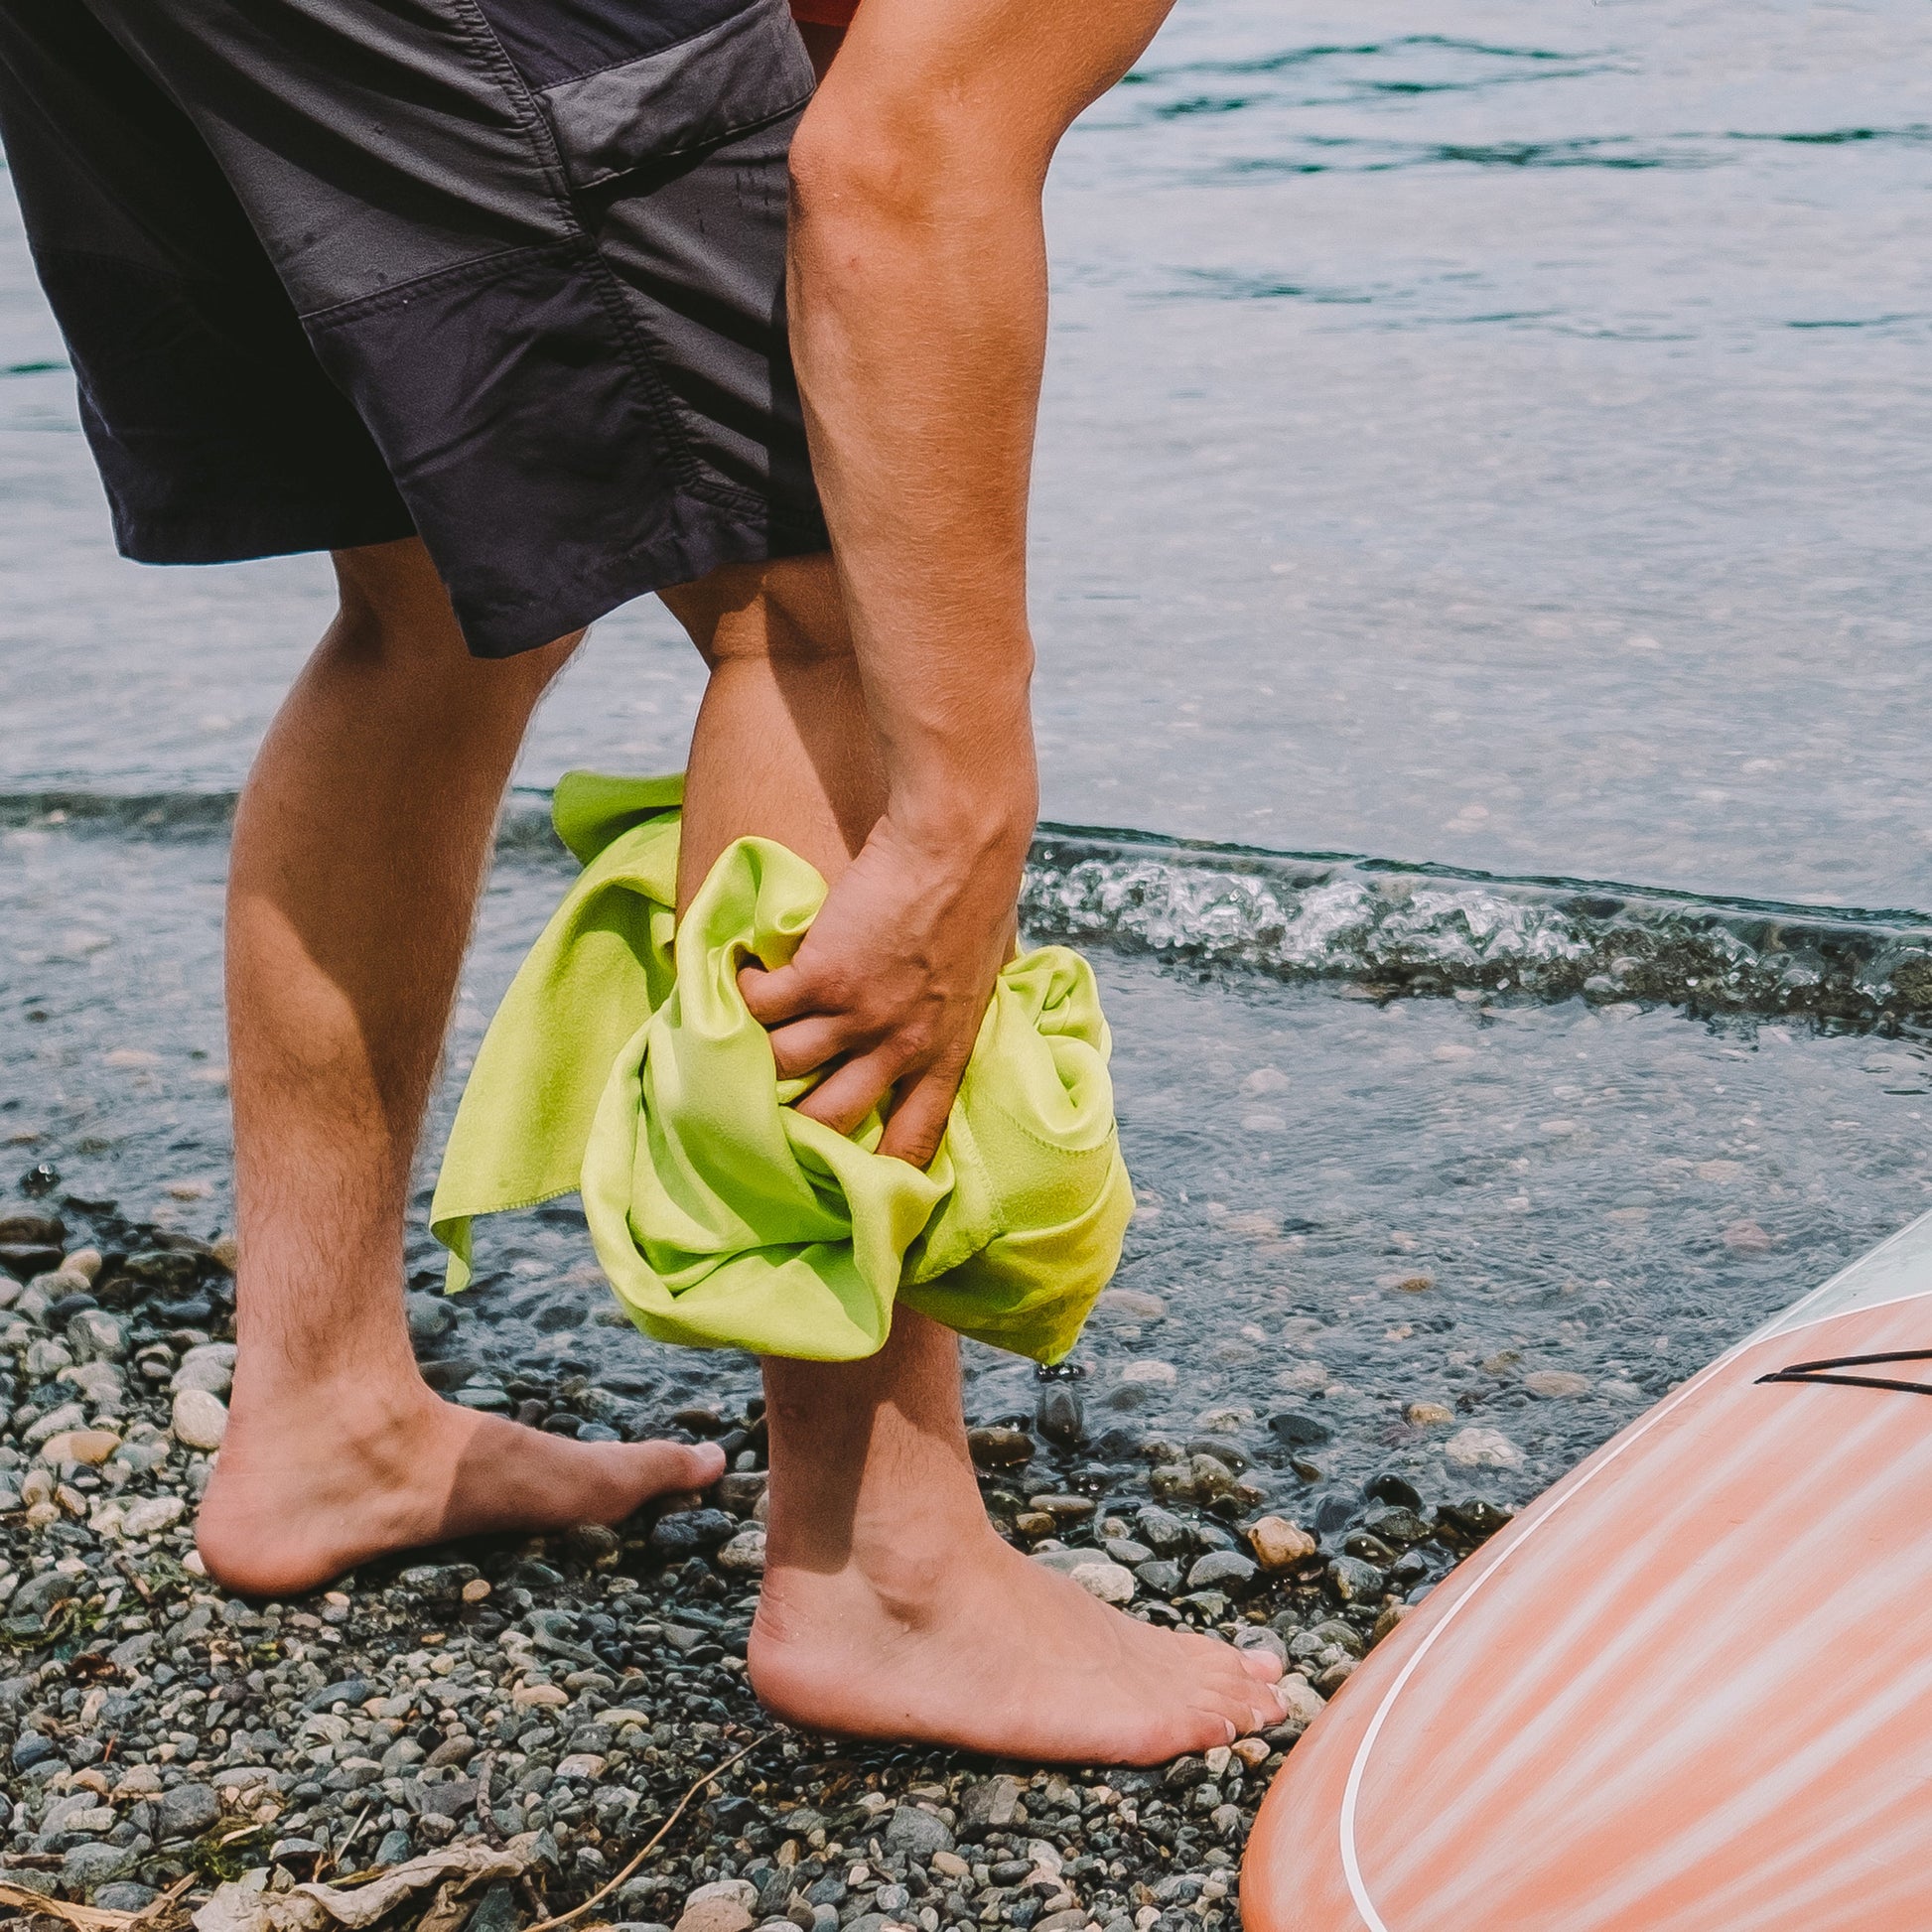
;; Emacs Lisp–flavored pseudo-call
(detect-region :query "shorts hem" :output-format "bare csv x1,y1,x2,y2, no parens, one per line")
112,505,419,568
457,494,829,657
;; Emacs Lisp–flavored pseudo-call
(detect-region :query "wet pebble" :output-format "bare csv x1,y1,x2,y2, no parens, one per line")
0,1204,1525,1932
1445,1426,1526,1470
1247,1516,1317,1571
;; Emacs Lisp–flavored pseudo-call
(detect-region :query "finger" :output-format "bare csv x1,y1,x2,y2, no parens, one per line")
738,957,817,1027
876,1065,962,1168
766,1013,865,1079
790,1045,904,1138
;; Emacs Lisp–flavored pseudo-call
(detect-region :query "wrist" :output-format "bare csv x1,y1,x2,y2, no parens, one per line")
890,752,1036,858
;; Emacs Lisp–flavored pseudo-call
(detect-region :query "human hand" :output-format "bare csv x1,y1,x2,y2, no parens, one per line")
739,807,1030,1166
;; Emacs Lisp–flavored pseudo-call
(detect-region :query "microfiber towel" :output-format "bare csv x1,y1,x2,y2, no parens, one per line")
430,772,1134,1363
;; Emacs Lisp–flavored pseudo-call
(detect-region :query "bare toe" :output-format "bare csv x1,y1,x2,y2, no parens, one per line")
1239,1645,1286,1683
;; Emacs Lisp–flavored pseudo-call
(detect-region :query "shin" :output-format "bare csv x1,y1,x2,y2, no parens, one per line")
201,539,720,1595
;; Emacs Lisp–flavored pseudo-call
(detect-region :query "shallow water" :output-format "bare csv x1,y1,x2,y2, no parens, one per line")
5,0,1932,1521
7,815,1932,1524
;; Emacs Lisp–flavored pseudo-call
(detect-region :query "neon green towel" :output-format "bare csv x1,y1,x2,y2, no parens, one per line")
430,773,1134,1363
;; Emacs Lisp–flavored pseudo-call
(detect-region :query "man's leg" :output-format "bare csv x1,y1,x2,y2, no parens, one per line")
198,538,723,1598
662,556,1285,1762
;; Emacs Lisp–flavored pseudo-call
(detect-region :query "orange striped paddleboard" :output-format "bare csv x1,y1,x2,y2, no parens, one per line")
1242,1210,1932,1932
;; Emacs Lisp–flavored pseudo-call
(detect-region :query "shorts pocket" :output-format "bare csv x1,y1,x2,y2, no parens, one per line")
533,0,815,192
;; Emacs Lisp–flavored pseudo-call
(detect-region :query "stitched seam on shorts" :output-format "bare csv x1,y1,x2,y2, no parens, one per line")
298,240,818,529
441,0,709,497
296,239,557,327
445,0,822,520
565,98,810,182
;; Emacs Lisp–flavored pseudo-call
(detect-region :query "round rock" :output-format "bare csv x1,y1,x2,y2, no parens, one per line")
1247,1515,1317,1571
1444,1425,1525,1470
1186,1550,1257,1591
1524,1369,1591,1399
1068,1560,1136,1604
171,1387,229,1450
121,1494,187,1539
717,1529,767,1575
676,1879,758,1932
171,1343,236,1397
37,1429,120,1467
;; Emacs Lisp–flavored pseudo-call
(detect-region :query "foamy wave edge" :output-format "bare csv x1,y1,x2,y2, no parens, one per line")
1024,827,1932,1031
8,789,1930,1029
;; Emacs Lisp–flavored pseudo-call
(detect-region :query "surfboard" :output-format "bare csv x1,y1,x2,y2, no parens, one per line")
1241,1209,1932,1932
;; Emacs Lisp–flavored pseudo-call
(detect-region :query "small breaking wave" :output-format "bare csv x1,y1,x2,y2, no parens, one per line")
1024,827,1932,1033
9,788,1932,1031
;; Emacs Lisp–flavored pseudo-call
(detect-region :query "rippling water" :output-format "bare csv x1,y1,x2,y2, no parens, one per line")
5,0,1932,1516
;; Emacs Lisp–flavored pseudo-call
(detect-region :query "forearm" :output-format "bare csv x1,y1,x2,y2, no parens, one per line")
744,0,1176,1162
786,69,1048,866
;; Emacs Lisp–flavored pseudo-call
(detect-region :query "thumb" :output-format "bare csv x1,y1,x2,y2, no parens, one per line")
739,957,808,1026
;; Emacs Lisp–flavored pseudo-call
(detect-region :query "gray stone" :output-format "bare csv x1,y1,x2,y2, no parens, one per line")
1185,1551,1257,1591
883,1804,953,1859
62,1842,138,1891
1310,1618,1365,1658
93,1884,159,1913
374,1829,415,1866
1268,1411,1332,1449
121,1495,186,1538
154,1781,220,1842
957,1774,1024,1839
303,1677,372,1713
416,1777,479,1818
1327,1556,1385,1603
327,1757,383,1792
170,1344,235,1397
68,1309,128,1363
648,1508,736,1555
617,1876,675,1916
24,1401,86,1444
1133,1505,1192,1556
1103,1538,1154,1568
469,1880,523,1932
12,1707,68,1752
1135,1560,1184,1595
1035,1385,1084,1449
405,1294,459,1345
1360,1505,1431,1548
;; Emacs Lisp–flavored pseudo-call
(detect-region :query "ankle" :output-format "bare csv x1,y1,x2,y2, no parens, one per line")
226,1352,438,1434
763,1478,999,1589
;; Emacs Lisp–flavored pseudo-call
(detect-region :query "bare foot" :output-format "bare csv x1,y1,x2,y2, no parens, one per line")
750,1519,1286,1764
198,1377,724,1598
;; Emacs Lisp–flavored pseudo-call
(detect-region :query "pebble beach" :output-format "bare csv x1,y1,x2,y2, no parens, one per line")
0,1194,1518,1932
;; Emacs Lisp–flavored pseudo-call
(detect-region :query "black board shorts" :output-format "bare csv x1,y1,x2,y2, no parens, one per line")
0,0,829,656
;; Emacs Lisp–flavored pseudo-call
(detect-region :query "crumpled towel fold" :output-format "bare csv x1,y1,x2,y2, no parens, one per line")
431,772,1134,1363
